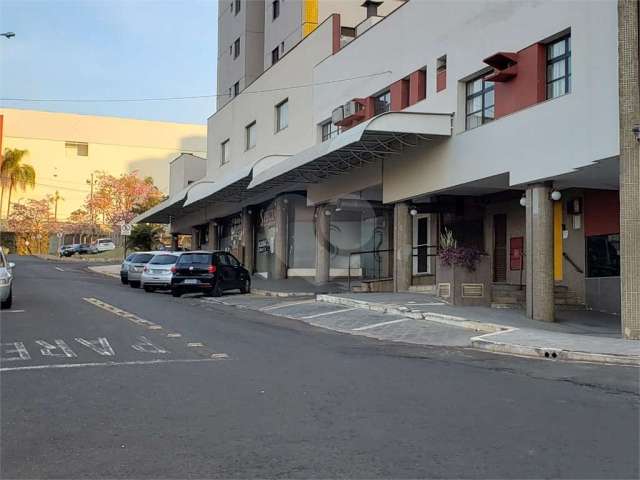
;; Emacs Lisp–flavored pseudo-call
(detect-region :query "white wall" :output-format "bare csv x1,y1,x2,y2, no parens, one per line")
311,0,620,203
169,154,206,196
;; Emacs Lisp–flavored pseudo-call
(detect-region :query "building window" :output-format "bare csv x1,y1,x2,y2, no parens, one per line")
65,142,89,157
234,38,240,59
547,35,571,99
272,0,280,20
276,99,288,132
233,81,240,97
465,74,495,130
321,121,339,142
374,91,391,115
280,41,284,54
245,121,256,150
271,47,279,65
221,139,230,165
586,234,620,277
234,0,240,15
436,55,447,92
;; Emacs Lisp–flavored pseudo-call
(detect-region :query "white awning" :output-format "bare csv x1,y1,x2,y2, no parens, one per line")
183,164,253,207
248,112,453,190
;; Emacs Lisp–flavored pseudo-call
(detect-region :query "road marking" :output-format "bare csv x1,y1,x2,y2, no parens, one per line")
301,307,358,319
131,336,169,354
2,310,25,313
75,337,115,356
187,342,205,347
0,357,229,373
83,297,162,330
55,267,65,272
260,300,316,311
353,318,412,331
167,333,182,338
404,302,446,306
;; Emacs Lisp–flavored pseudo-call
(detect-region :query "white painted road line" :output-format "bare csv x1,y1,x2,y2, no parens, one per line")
301,307,358,319
353,318,412,331
0,357,229,373
260,300,316,311
405,302,446,306
1,310,25,314
55,267,65,272
83,297,161,330
187,342,205,347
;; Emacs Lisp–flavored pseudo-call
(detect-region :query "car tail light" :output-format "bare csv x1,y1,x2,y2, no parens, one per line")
170,266,177,273
208,265,217,274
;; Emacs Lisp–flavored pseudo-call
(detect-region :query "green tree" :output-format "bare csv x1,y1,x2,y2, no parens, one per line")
1,148,36,218
126,223,164,251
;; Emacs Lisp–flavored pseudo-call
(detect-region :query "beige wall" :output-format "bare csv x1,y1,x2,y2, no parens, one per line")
1,109,206,220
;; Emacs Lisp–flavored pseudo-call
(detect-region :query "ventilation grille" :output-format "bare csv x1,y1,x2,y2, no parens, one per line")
462,283,484,298
437,282,451,298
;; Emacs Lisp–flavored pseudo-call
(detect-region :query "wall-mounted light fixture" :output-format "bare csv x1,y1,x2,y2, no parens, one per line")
409,207,418,216
550,190,562,201
519,195,526,207
323,208,332,216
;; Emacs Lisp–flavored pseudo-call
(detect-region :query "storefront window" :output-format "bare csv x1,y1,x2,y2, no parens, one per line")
586,234,620,277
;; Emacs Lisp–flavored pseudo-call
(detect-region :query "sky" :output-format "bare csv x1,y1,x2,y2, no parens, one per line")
0,0,219,125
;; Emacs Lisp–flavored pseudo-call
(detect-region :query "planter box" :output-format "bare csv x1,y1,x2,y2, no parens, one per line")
436,255,491,306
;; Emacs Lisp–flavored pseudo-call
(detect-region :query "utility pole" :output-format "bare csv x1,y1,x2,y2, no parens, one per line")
86,173,97,240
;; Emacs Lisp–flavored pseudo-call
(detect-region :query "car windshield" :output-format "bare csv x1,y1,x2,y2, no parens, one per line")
125,254,135,261
131,253,154,263
177,253,210,265
149,254,178,265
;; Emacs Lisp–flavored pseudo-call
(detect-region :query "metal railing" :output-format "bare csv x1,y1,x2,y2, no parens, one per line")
347,248,393,290
563,252,584,274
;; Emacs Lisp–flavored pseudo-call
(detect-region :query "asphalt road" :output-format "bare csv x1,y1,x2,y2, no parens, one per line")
1,256,638,479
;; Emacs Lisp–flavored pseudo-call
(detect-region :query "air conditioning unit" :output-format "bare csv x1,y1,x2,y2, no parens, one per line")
331,105,344,125
343,100,358,118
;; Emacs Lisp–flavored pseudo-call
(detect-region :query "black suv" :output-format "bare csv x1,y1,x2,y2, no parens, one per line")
170,251,250,297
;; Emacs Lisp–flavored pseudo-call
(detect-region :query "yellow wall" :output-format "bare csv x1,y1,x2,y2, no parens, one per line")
0,108,206,220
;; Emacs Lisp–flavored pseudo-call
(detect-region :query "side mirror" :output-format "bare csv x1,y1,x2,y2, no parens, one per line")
8,262,15,269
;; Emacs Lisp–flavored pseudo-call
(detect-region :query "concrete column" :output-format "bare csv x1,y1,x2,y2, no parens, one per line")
241,207,255,272
393,202,412,292
619,0,640,339
208,220,218,250
525,183,555,322
170,234,179,251
190,228,199,251
315,206,331,284
273,196,288,280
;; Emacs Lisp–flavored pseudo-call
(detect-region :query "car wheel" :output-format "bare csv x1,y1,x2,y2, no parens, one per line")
212,283,223,297
121,277,128,285
130,281,140,289
1,288,12,309
171,288,182,298
240,279,250,294
143,285,155,293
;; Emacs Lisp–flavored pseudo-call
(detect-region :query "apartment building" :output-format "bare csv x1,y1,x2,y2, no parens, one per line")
137,0,639,339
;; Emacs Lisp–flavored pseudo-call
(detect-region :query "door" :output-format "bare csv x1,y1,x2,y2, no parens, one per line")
413,214,431,274
216,253,237,289
226,253,244,287
493,214,507,282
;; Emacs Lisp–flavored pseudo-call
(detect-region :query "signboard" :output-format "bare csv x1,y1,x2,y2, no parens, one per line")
56,232,63,239
257,238,271,254
120,223,132,236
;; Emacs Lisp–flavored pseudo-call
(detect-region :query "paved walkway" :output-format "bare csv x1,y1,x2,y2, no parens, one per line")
250,275,349,295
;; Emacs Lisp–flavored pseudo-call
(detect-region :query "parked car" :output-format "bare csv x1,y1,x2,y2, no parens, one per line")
59,244,77,257
120,253,136,284
0,249,15,309
127,252,162,288
170,251,250,298
94,238,116,252
141,252,181,292
76,244,92,254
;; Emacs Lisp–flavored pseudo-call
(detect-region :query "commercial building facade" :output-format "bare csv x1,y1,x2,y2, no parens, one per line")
137,0,639,338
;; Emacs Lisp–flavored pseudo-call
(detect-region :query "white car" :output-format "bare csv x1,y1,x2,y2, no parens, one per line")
141,252,181,292
0,249,15,309
95,238,116,252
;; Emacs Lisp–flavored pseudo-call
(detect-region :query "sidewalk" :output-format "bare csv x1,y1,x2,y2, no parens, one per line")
250,275,348,297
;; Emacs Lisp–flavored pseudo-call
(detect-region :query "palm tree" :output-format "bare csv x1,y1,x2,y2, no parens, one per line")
1,149,36,218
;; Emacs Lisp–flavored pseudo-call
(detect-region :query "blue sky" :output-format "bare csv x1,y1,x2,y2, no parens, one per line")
0,0,218,124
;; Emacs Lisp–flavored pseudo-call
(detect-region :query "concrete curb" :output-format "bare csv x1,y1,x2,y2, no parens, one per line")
251,288,315,298
34,254,121,264
88,266,120,279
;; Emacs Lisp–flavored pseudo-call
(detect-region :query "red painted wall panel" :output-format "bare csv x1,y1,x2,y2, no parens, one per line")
390,79,410,111
436,69,446,92
494,44,546,118
332,14,341,54
584,190,620,237
409,69,426,105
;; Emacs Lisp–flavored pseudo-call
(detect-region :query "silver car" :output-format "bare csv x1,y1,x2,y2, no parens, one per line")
127,252,162,289
120,253,136,284
0,249,15,309
141,252,181,292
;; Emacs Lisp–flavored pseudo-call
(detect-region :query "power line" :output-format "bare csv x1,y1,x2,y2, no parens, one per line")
0,71,392,103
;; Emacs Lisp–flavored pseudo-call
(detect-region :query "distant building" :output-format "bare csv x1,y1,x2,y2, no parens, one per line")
0,108,206,220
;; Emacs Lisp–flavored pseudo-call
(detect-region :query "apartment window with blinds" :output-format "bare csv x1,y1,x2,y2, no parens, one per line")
276,99,288,132
245,121,256,150
234,38,240,59
321,121,339,142
374,91,391,115
221,139,230,165
272,0,280,20
465,74,495,130
547,35,571,99
65,142,89,157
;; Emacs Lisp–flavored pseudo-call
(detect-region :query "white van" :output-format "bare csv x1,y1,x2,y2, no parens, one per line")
95,238,116,252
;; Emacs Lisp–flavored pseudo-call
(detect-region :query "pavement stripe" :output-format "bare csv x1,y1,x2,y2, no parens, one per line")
2,310,25,314
260,300,316,311
83,297,161,330
55,267,65,272
0,357,228,373
353,318,412,331
301,307,358,319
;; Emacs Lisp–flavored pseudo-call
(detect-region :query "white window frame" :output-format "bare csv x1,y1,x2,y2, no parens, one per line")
245,121,256,150
275,99,288,132
221,139,230,165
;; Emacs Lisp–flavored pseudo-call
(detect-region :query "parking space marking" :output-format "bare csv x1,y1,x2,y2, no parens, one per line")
353,318,411,331
0,357,228,373
260,300,316,311
55,267,65,272
300,307,358,319
2,310,25,314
